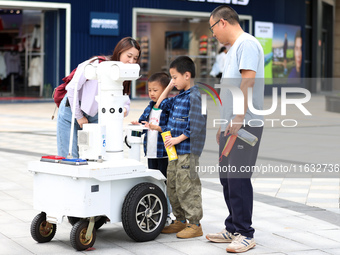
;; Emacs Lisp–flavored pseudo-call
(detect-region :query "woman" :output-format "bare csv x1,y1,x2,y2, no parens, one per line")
57,37,141,158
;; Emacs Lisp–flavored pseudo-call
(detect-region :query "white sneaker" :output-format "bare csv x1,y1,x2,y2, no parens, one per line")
165,216,172,227
226,233,256,253
206,229,235,243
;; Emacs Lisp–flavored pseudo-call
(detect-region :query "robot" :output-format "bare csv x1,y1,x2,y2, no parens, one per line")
29,61,167,251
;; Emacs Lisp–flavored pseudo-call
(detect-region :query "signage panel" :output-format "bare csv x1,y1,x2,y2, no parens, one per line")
90,12,119,36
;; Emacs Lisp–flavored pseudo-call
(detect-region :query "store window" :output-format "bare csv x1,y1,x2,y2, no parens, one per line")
135,14,215,98
0,1,70,100
0,9,44,97
132,8,251,98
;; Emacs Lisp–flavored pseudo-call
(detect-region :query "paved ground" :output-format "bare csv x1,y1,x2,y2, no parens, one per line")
0,94,339,254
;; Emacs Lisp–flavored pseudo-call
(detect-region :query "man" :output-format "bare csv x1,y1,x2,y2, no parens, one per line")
206,5,264,253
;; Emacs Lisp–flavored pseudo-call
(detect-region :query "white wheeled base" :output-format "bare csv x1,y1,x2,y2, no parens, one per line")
29,159,168,251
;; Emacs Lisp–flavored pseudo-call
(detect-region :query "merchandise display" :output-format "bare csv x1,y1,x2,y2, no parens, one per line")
136,36,150,96
139,36,149,77
199,35,217,77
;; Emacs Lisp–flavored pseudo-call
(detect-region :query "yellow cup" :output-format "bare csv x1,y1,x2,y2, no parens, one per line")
161,131,178,161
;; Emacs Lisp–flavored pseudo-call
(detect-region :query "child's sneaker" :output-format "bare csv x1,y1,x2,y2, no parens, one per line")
165,216,172,227
176,223,203,239
161,220,187,234
226,233,256,253
206,229,235,243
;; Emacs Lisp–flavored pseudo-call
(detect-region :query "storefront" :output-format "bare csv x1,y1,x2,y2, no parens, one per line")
132,7,251,97
133,0,336,95
0,1,70,99
0,0,336,99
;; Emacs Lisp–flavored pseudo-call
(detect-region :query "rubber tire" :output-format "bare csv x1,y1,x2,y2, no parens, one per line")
30,212,57,243
68,216,107,230
70,220,96,251
93,216,107,229
122,182,167,242
68,216,80,226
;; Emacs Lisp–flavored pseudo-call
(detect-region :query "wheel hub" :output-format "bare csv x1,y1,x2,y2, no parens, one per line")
135,193,164,233
40,221,53,237
145,208,152,218
80,228,92,245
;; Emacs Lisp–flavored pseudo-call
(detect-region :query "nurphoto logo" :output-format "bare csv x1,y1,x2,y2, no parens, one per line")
200,82,312,128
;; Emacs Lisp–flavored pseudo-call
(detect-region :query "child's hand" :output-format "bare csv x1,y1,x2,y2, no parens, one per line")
155,79,174,108
131,121,140,125
164,137,180,148
142,121,161,132
142,121,154,130
149,123,157,131
141,121,150,128
168,79,175,88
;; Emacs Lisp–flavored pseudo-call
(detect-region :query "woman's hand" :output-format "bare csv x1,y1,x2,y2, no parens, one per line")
77,117,88,129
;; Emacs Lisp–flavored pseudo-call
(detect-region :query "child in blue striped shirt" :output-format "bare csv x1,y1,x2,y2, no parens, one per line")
156,56,206,239
132,72,170,176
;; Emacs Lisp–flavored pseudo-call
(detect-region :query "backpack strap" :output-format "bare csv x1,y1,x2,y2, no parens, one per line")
89,56,107,64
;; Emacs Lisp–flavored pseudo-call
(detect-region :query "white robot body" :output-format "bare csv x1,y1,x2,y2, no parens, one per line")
78,124,106,161
79,61,140,161
125,124,147,161
98,94,127,160
28,61,168,251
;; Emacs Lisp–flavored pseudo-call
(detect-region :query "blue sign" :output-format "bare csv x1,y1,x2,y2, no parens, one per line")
187,0,249,5
90,12,119,36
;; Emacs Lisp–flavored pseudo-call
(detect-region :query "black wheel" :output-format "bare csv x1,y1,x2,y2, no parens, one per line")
70,220,96,251
68,216,81,226
122,182,167,242
94,216,108,229
30,212,57,243
68,216,107,230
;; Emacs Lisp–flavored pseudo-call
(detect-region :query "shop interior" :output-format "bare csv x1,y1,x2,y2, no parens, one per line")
0,9,44,99
136,14,220,98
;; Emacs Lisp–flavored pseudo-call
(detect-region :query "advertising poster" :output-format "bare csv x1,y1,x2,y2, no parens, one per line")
272,24,301,79
255,21,273,83
255,22,302,84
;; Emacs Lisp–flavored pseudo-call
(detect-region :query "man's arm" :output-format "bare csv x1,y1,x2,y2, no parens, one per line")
225,69,256,136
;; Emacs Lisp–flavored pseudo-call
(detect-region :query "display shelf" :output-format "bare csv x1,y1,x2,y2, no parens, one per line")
199,35,217,78
137,36,150,95
165,34,217,78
